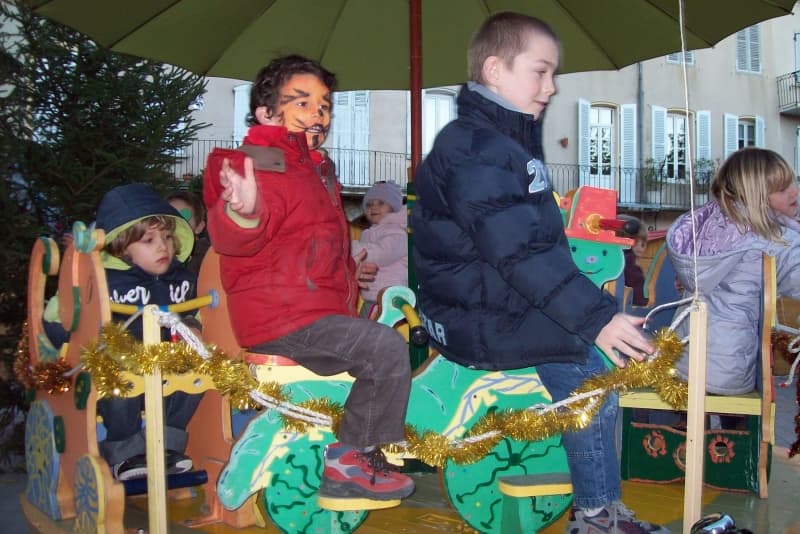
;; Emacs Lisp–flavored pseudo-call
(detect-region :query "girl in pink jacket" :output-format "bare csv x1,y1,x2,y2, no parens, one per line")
352,182,408,318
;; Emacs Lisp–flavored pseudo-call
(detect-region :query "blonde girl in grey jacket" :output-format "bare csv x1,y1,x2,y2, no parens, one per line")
668,147,800,395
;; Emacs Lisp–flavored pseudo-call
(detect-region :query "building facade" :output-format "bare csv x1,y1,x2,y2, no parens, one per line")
182,4,800,228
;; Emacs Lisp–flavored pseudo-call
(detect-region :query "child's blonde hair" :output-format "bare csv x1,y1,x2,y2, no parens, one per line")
105,216,181,260
467,12,560,84
712,147,796,242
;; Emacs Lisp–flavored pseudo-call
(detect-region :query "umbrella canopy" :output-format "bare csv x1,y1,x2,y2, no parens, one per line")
26,0,796,90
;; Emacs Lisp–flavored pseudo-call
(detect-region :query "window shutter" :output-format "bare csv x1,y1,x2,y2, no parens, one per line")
232,84,251,144
749,26,762,73
620,104,637,203
755,115,765,147
330,92,353,183
724,113,738,158
578,99,590,184
651,105,666,164
696,110,711,161
353,91,370,150
352,91,370,185
736,30,748,72
331,92,352,148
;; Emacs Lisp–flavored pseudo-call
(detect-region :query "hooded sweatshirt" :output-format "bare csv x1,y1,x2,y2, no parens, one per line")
96,183,198,341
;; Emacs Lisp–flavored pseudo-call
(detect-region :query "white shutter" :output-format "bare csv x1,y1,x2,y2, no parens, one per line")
724,113,739,158
736,30,748,72
795,128,800,178
755,115,765,148
651,105,666,164
578,99,590,184
696,110,711,161
331,92,353,183
620,104,637,203
749,26,762,73
352,91,370,185
232,84,251,144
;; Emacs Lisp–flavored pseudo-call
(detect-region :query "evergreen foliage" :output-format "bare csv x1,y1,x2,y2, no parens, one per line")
0,0,208,470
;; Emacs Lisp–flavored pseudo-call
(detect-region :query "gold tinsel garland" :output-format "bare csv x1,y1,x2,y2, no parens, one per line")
13,322,72,394
17,322,685,468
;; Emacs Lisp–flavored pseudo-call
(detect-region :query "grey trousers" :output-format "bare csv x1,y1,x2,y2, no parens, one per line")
250,314,411,448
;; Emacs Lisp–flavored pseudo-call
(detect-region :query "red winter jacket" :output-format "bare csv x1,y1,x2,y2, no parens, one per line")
203,125,357,347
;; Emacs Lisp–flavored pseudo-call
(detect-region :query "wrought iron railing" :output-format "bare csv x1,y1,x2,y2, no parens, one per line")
777,71,800,113
172,140,708,210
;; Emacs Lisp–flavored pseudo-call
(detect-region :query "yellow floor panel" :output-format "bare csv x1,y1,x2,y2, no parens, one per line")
18,446,800,533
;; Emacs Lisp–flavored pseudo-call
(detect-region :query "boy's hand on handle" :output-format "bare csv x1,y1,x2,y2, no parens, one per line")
221,156,258,215
595,313,654,368
354,249,378,289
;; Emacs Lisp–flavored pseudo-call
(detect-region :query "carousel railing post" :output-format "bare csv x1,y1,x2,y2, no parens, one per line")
683,299,708,532
142,304,168,533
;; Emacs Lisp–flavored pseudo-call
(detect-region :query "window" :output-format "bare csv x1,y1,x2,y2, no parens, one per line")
724,113,764,158
738,119,756,148
589,107,614,180
578,100,636,197
407,89,456,159
736,25,761,74
664,112,688,180
232,84,250,143
666,51,695,65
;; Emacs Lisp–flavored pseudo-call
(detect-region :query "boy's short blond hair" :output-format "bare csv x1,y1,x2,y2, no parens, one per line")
468,12,560,84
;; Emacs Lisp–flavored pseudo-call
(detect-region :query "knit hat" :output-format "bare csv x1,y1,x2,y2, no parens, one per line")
363,181,403,212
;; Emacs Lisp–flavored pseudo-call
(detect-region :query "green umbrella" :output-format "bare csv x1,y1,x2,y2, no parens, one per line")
26,0,796,90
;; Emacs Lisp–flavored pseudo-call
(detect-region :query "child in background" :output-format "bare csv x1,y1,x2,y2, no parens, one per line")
203,55,414,501
617,214,649,306
167,190,211,275
351,181,408,318
410,12,667,533
668,147,800,398
95,183,203,481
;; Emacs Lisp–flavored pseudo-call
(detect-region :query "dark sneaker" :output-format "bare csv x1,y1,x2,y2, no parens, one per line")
318,443,415,501
166,450,193,475
567,501,670,533
112,454,147,481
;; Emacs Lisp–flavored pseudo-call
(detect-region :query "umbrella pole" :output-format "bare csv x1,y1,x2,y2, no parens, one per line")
409,0,422,176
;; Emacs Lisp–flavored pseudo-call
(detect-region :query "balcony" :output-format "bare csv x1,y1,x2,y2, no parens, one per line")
777,71,800,116
171,140,707,211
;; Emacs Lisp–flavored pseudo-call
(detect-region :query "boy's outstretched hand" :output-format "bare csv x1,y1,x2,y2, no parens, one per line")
221,156,258,215
595,313,654,368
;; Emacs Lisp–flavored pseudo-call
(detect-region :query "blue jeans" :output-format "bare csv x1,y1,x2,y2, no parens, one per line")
535,347,621,509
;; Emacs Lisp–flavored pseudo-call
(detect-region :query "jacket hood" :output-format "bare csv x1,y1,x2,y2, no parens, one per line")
667,201,761,293
96,183,194,269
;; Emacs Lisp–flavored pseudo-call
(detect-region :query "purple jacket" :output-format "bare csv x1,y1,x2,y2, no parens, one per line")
351,209,408,302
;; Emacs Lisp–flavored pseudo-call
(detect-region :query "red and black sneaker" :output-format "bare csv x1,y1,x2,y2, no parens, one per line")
318,442,415,501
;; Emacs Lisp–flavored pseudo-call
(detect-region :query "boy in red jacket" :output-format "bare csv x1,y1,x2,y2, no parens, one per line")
203,55,413,501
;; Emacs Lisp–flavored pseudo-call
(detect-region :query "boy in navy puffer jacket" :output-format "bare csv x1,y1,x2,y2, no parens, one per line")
410,12,667,534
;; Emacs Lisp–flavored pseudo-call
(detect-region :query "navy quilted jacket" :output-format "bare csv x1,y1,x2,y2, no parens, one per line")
410,84,617,370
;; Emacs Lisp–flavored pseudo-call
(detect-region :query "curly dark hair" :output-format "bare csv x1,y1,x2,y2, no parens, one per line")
247,55,338,126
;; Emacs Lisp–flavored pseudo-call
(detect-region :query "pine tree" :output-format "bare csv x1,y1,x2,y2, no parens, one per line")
0,0,208,326
0,0,208,470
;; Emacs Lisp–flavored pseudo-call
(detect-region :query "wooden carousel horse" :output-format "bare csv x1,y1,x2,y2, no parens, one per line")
20,226,244,533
